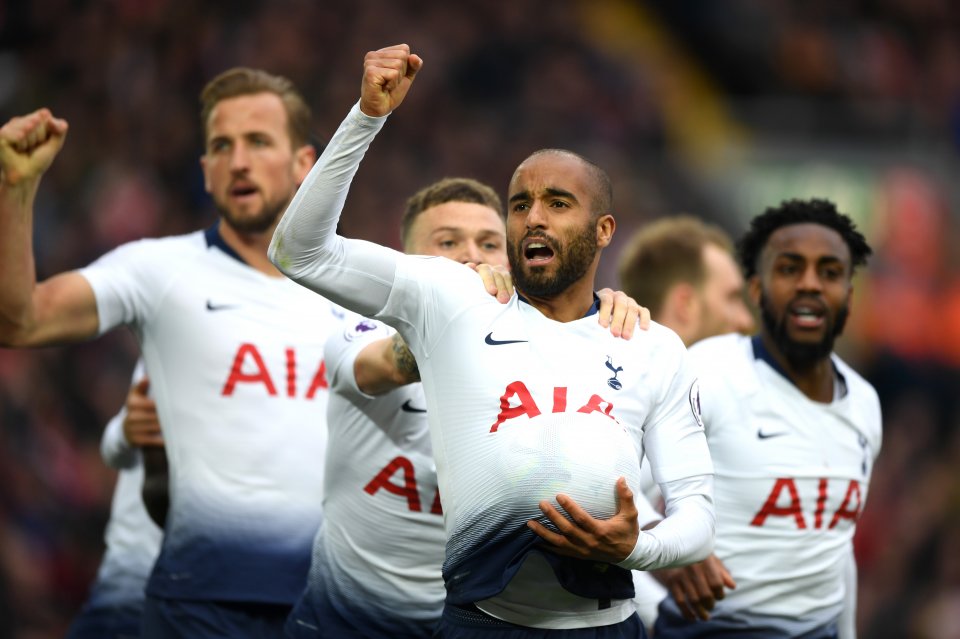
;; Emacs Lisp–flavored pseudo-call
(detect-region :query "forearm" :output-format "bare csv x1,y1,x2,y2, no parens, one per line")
355,333,421,395
0,181,40,342
616,474,715,571
269,102,398,317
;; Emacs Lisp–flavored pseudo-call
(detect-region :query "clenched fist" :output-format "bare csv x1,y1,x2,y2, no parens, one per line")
0,108,68,186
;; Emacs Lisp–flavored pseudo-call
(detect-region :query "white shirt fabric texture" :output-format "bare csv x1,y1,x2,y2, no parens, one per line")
80,225,343,604
656,333,881,638
81,363,162,614
303,315,446,636
269,102,717,629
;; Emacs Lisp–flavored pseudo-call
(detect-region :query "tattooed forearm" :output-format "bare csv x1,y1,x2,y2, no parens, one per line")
391,333,421,383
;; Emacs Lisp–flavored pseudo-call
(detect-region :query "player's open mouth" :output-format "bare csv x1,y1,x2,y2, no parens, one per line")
230,183,259,200
523,238,555,265
788,301,826,329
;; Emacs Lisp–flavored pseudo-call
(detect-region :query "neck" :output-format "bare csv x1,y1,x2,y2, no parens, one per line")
218,219,283,276
759,332,835,403
519,277,597,323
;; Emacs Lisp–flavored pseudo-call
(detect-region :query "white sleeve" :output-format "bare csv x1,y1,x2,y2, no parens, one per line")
616,474,715,571
100,408,137,470
838,548,858,639
100,360,147,470
269,102,402,318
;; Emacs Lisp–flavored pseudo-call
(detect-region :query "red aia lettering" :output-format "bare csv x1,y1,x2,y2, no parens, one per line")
490,381,541,432
490,383,615,432
751,478,863,530
364,456,422,512
222,343,277,396
751,478,806,528
221,344,326,398
828,480,862,529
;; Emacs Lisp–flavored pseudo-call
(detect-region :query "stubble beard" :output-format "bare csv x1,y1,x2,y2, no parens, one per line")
508,226,598,298
215,194,290,235
759,292,849,372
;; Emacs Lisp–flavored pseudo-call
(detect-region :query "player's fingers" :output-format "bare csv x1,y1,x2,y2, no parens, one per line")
527,519,567,546
679,573,710,621
538,500,581,538
406,53,424,79
610,291,630,338
689,564,718,611
717,560,737,591
615,477,639,518
638,304,651,330
134,376,151,395
494,269,513,303
668,581,696,622
553,493,597,533
595,288,613,328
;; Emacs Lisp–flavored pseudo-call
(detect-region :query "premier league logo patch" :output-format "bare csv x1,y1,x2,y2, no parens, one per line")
344,319,380,341
688,380,704,430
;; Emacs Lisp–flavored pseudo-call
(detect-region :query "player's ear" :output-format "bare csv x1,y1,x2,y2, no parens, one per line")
595,214,615,248
294,144,317,184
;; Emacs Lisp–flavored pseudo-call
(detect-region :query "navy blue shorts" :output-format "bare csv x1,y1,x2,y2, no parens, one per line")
284,581,437,639
434,603,647,638
141,596,291,639
654,606,838,639
65,601,143,639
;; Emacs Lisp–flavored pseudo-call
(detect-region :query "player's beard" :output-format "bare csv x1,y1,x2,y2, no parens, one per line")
759,292,849,372
508,222,598,298
216,194,290,235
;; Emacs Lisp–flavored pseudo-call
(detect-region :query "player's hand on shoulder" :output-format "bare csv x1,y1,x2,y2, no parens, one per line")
655,553,736,621
527,477,640,563
123,377,164,448
470,262,513,304
360,44,423,117
596,288,649,340
0,108,69,186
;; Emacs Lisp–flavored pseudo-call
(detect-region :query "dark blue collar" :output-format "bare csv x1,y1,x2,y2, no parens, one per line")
516,293,600,318
204,221,248,266
751,335,847,398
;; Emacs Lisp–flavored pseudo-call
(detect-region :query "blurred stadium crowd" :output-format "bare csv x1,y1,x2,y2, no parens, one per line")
1,1,958,637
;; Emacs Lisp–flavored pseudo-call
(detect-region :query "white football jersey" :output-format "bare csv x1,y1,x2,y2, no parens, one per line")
304,316,445,636
80,225,343,604
271,102,716,630
84,421,162,611
79,363,161,615
658,333,882,636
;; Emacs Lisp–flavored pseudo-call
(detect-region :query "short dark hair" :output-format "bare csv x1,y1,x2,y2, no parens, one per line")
737,198,872,279
618,215,733,317
200,67,312,149
524,149,612,217
400,177,503,250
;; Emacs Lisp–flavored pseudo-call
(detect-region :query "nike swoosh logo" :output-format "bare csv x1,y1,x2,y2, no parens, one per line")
400,400,427,414
206,300,238,312
757,429,788,440
484,332,528,346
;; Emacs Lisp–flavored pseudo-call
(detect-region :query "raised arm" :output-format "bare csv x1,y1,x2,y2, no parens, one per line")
0,109,100,347
268,45,424,317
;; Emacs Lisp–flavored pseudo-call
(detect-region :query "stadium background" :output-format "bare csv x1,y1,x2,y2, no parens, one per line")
0,1,957,637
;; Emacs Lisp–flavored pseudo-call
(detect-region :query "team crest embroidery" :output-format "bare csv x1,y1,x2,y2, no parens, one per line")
688,380,704,430
344,319,379,341
605,356,623,390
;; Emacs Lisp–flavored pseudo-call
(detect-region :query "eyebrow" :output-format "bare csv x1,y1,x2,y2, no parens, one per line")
508,187,578,204
777,252,846,266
